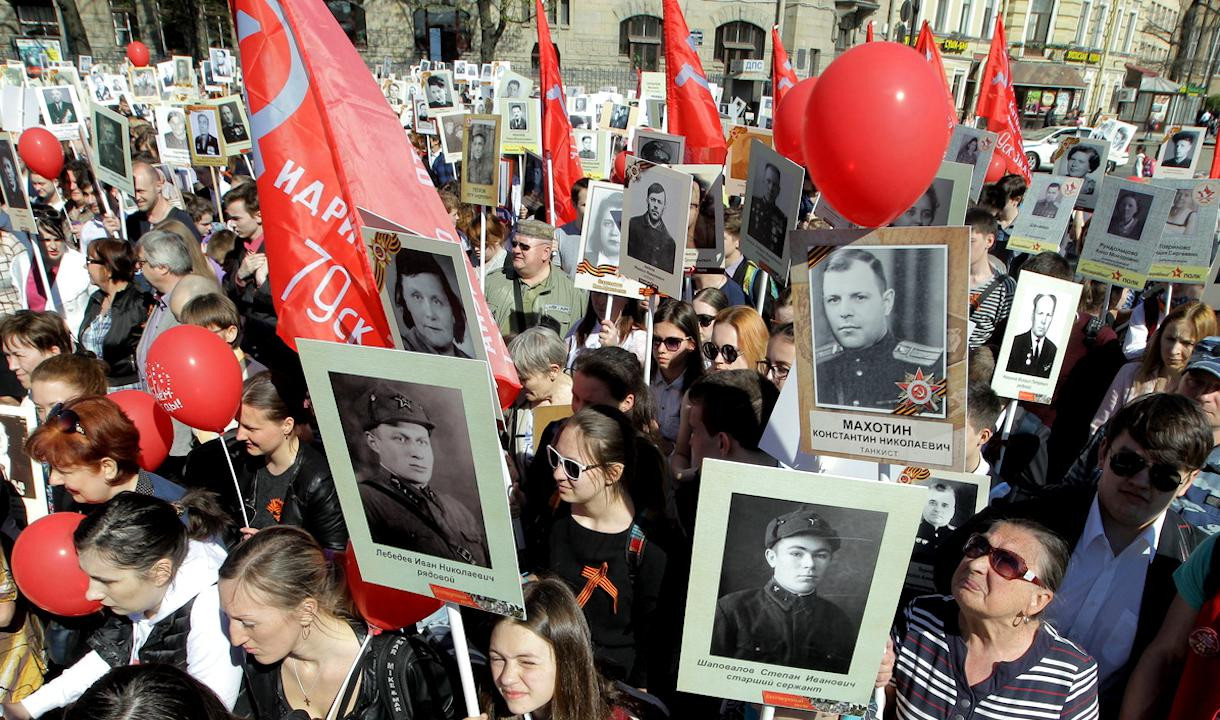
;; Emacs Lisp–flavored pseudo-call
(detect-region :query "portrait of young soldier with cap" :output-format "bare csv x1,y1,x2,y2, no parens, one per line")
356,386,490,567
710,505,857,673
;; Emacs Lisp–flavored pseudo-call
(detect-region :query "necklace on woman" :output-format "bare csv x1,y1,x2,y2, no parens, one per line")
289,657,322,707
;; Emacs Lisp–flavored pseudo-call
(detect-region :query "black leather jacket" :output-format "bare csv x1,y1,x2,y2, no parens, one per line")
78,284,154,386
183,437,348,551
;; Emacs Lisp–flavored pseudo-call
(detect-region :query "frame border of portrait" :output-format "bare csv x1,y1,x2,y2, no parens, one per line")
1006,173,1080,256
297,339,525,618
1153,124,1207,180
208,47,234,84
460,113,503,207
420,69,458,113
575,129,612,179
0,132,34,233
991,271,1084,405
153,104,191,167
739,139,804,280
89,101,134,196
0,403,46,524
943,125,997,202
36,83,82,141
434,109,468,164
1145,177,1220,283
498,97,541,156
633,127,686,166
574,180,647,299
676,458,927,714
619,161,693,298
1052,136,1111,211
126,66,160,103
724,125,773,196
598,101,638,137
1078,177,1175,289
170,55,195,89
673,163,726,270
896,465,989,594
362,227,488,364
212,94,252,156
789,227,969,471
185,103,225,168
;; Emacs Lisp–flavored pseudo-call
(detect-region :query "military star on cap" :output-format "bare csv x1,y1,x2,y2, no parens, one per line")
392,394,415,411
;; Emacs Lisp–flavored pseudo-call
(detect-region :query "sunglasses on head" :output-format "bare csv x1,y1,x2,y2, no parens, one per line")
46,403,86,436
963,533,1045,587
652,335,689,352
697,314,716,328
1108,449,1185,492
547,445,605,481
702,342,739,364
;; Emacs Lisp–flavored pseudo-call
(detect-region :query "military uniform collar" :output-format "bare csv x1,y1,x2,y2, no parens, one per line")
765,580,818,610
840,331,898,361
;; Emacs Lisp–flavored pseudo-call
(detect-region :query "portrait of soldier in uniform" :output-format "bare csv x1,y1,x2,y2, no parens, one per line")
1031,182,1062,218
746,162,789,258
711,505,857,673
912,482,958,561
464,126,495,186
578,133,597,160
626,182,678,274
42,87,76,125
353,383,490,567
1161,130,1198,168
812,246,945,414
1005,292,1059,378
219,102,248,145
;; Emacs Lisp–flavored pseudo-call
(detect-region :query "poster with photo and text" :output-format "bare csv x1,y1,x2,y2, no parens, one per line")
1052,136,1110,211
991,272,1083,404
1007,174,1079,255
896,466,989,594
1153,125,1206,179
943,125,996,202
1078,178,1174,289
1146,178,1220,283
619,163,692,297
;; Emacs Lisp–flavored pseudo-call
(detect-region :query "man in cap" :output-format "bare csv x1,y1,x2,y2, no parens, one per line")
357,387,490,567
710,505,856,672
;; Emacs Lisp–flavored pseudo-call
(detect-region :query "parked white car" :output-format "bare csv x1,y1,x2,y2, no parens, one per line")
1023,125,1129,172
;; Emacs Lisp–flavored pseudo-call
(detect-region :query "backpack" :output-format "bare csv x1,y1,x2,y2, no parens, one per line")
360,630,463,720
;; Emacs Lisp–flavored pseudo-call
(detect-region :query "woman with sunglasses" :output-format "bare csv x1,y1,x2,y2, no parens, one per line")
691,287,728,348
536,406,667,689
703,306,768,373
2,492,240,719
26,396,186,508
885,518,1099,718
13,206,93,335
78,239,154,391
650,300,702,447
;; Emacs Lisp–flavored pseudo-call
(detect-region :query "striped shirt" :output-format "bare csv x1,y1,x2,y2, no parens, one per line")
968,270,1015,349
890,595,1099,720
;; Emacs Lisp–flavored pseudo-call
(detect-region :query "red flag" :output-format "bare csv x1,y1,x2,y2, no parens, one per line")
771,26,799,109
663,0,726,164
536,0,583,226
866,21,874,42
975,17,1030,181
914,21,956,124
235,0,520,406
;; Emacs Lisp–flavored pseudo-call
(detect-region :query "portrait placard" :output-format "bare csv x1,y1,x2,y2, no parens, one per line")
1052,137,1109,211
677,459,927,714
620,163,693,297
1078,178,1174,289
575,181,648,299
36,84,81,140
363,229,485,361
1146,178,1220,283
0,134,34,234
299,340,524,617
499,98,540,155
574,129,611,179
0,63,24,90
1006,174,1080,255
889,160,972,228
0,405,45,523
90,103,133,195
420,70,456,111
413,99,435,135
634,128,684,166
740,140,803,278
127,67,159,102
213,94,251,156
154,105,191,166
790,228,969,471
1153,125,1206,179
434,110,467,162
155,60,176,98
643,98,666,132
1091,118,1136,157
639,71,665,99
725,125,773,195
186,104,225,167
45,66,84,101
171,55,194,88
599,101,638,135
944,125,996,201
673,163,726,270
991,271,1083,404
208,48,234,83
895,466,988,594
460,114,502,206
494,71,531,105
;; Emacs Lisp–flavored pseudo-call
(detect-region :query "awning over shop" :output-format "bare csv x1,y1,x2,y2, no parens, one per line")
1139,75,1182,93
1010,60,1087,89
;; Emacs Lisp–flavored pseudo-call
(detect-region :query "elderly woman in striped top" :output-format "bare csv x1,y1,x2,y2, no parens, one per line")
882,518,1100,720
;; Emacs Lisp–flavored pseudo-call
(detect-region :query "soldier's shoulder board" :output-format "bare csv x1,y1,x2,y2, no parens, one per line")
893,340,941,366
815,342,842,362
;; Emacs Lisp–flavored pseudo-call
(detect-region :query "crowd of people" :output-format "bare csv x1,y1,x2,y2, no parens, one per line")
0,42,1217,720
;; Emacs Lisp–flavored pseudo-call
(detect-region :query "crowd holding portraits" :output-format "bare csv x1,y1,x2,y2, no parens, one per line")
740,141,802,276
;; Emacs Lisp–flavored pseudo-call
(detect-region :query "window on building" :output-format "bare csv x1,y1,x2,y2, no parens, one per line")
1123,10,1137,51
531,42,560,70
980,0,996,36
326,0,366,46
619,15,662,71
1075,1,1091,43
958,0,973,34
715,21,765,74
1089,3,1108,48
933,0,951,31
413,7,472,60
546,0,570,27
109,0,137,45
1025,0,1053,45
14,1,58,37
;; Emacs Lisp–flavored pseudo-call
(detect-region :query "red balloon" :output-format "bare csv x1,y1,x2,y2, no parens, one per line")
12,513,102,617
126,41,150,68
110,390,174,472
773,78,817,167
343,544,443,630
802,43,954,227
984,151,1008,183
17,128,63,180
146,325,242,432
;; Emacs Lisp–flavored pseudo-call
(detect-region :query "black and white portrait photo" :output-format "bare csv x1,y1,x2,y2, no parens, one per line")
619,164,691,297
944,126,995,201
496,72,529,104
911,478,975,561
156,106,190,163
436,111,466,162
626,182,678,272
1106,189,1152,241
1003,292,1060,378
40,86,77,125
576,131,598,160
423,71,455,109
741,141,802,273
129,67,158,100
218,100,249,145
386,247,476,358
506,102,528,131
209,48,233,81
1031,182,1063,218
1054,139,1106,210
634,129,684,167
173,56,192,87
710,494,882,673
189,108,221,157
580,183,624,268
330,373,490,567
810,245,948,416
607,103,630,130
95,113,126,178
890,179,951,227
573,95,587,113
460,115,500,206
1160,129,1200,169
0,139,27,211
465,125,495,186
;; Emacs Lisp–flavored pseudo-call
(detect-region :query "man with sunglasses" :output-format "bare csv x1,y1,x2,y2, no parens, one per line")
814,247,942,412
357,387,489,568
484,219,586,341
936,393,1211,713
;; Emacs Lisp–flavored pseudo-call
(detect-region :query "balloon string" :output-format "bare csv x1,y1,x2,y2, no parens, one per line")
221,439,251,528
